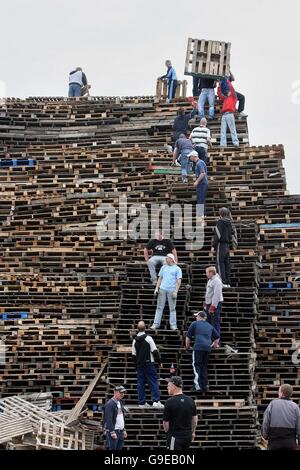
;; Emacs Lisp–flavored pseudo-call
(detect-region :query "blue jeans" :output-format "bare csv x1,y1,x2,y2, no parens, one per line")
206,302,222,337
68,83,82,97
198,88,215,119
137,363,160,404
153,289,177,328
168,80,178,102
106,429,124,450
220,113,239,146
180,150,191,181
196,181,208,216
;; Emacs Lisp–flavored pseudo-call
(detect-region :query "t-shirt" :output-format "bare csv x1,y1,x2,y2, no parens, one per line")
163,394,197,438
146,239,174,257
175,137,194,155
190,126,211,150
200,78,215,89
195,159,208,185
158,264,182,292
187,320,219,352
115,401,125,430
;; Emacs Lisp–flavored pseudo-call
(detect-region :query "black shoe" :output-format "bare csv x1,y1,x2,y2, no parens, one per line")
190,387,202,394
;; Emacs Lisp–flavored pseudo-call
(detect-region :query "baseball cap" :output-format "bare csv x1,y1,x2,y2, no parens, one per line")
188,150,198,158
166,376,183,388
194,311,207,319
114,385,127,393
166,253,177,264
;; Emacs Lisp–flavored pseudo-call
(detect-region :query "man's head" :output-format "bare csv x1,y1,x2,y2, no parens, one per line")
165,60,172,68
206,266,217,279
179,132,188,139
189,151,199,164
219,207,230,218
194,311,207,321
200,117,207,127
155,230,164,241
75,67,82,72
113,385,126,400
166,253,176,266
166,376,183,395
137,321,146,332
178,108,185,116
279,384,293,399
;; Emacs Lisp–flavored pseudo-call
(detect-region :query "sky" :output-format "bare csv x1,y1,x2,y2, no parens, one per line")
0,0,299,194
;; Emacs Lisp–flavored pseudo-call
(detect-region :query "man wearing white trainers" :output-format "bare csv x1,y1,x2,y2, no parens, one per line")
204,266,223,346
151,254,182,331
132,321,164,409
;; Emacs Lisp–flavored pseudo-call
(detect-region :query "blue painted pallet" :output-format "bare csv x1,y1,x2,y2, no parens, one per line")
0,159,36,167
260,223,300,229
259,282,293,289
0,311,29,320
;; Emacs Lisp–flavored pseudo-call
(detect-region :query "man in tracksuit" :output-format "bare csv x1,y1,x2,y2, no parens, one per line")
159,60,178,103
262,384,300,450
189,151,208,218
185,311,219,393
68,67,88,97
173,105,197,146
217,80,239,147
132,321,163,408
103,385,127,450
173,134,194,183
213,207,234,287
204,266,223,346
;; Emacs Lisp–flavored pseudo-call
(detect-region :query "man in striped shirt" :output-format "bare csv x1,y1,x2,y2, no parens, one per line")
190,118,212,165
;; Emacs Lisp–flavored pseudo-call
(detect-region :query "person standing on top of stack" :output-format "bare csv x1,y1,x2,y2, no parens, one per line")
217,79,239,148
172,103,198,147
198,77,217,120
189,152,208,220
159,60,178,103
221,72,247,117
204,266,223,347
144,230,178,285
151,254,182,331
68,67,88,97
172,133,194,184
189,117,212,165
212,207,237,287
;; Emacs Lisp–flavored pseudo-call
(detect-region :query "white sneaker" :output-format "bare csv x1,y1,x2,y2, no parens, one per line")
139,403,151,408
150,324,159,330
222,284,231,288
170,325,178,331
153,401,164,408
239,111,248,117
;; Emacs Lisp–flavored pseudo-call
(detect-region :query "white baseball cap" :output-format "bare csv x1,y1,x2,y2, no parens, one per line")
166,253,177,264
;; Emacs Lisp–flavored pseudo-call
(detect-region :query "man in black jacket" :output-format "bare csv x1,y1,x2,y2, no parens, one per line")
132,321,163,408
172,104,197,145
103,385,127,450
262,383,300,450
212,207,237,287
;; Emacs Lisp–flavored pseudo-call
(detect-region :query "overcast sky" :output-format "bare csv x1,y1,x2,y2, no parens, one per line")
1,0,299,194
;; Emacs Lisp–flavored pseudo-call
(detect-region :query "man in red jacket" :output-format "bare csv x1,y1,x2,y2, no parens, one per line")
217,81,239,147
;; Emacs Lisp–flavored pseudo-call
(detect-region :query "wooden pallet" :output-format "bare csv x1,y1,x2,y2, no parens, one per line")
185,38,231,78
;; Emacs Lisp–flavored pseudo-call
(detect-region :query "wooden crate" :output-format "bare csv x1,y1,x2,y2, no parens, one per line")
156,79,187,100
185,38,231,78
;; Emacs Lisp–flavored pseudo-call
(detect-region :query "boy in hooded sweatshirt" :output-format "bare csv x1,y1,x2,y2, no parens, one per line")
204,266,223,346
212,207,236,287
217,80,239,147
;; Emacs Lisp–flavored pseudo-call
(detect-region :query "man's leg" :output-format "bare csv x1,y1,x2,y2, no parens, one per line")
115,430,125,450
220,114,227,146
198,89,207,118
216,243,226,284
73,84,82,97
180,153,189,182
145,364,160,402
137,367,147,405
68,85,74,97
236,92,245,113
167,435,191,450
196,183,208,216
213,303,222,337
192,350,202,390
106,432,118,450
172,80,178,100
208,89,215,119
224,248,231,285
153,289,167,327
227,113,239,146
199,351,209,391
167,291,177,328
147,256,165,284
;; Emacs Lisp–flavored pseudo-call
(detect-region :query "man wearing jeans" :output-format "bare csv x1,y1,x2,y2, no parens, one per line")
144,231,177,285
151,254,182,331
217,81,239,147
68,67,88,97
189,152,208,219
103,385,127,450
198,78,216,120
159,60,178,103
172,134,194,183
204,266,224,346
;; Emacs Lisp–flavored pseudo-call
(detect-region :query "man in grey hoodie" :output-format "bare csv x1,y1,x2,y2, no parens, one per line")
203,266,223,346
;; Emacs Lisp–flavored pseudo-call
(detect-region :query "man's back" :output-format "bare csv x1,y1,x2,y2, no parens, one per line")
163,394,196,437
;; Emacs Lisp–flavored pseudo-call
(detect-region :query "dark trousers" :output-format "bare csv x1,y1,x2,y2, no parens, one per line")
268,438,297,450
106,429,124,450
166,434,192,450
236,92,245,113
206,302,222,337
195,146,208,165
196,182,208,216
193,77,200,97
192,350,209,391
216,243,231,285
168,80,178,101
137,363,160,405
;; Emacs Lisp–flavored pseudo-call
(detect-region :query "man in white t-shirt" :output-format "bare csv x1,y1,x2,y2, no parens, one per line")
190,118,212,165
103,385,127,450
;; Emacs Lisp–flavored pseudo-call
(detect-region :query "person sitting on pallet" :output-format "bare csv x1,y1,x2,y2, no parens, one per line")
221,72,247,118
132,321,164,408
189,117,212,165
172,103,198,147
159,60,178,103
172,133,194,183
198,77,217,120
144,230,178,285
68,67,88,98
212,207,238,288
189,151,208,220
203,266,223,347
217,80,240,147
151,253,182,331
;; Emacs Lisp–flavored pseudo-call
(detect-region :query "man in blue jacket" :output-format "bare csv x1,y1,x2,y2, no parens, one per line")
159,60,178,103
103,385,127,450
68,67,88,97
185,311,219,393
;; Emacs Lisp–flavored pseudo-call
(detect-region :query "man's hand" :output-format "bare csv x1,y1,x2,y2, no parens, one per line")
154,287,160,296
211,247,215,252
171,291,177,299
192,432,196,441
124,431,128,439
209,305,216,315
203,302,207,310
193,181,198,188
159,363,163,368
185,345,190,351
110,431,117,440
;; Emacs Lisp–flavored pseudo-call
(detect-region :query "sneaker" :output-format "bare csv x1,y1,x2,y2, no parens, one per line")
170,325,178,330
150,324,159,330
153,401,164,408
190,387,202,393
222,284,231,288
175,160,181,167
239,111,248,117
139,402,151,408
182,179,188,184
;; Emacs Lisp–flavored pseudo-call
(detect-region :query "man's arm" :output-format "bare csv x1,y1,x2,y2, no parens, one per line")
193,171,205,187
262,403,272,439
191,415,198,439
144,247,150,262
163,420,170,433
156,276,162,290
147,337,162,365
172,248,178,263
82,72,87,86
175,278,182,293
185,336,191,350
172,147,178,163
212,280,222,307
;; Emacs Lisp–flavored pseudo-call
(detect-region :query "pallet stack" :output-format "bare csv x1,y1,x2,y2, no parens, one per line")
0,92,299,449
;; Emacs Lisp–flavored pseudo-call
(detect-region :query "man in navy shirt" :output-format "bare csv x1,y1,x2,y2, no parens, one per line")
189,152,208,218
185,311,219,393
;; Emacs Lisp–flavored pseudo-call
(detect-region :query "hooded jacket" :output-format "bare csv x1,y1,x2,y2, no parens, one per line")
132,333,161,368
205,274,224,307
213,218,233,248
173,109,197,141
217,81,237,114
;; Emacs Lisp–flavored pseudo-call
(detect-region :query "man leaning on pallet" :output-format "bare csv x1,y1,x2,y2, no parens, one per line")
68,67,88,98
